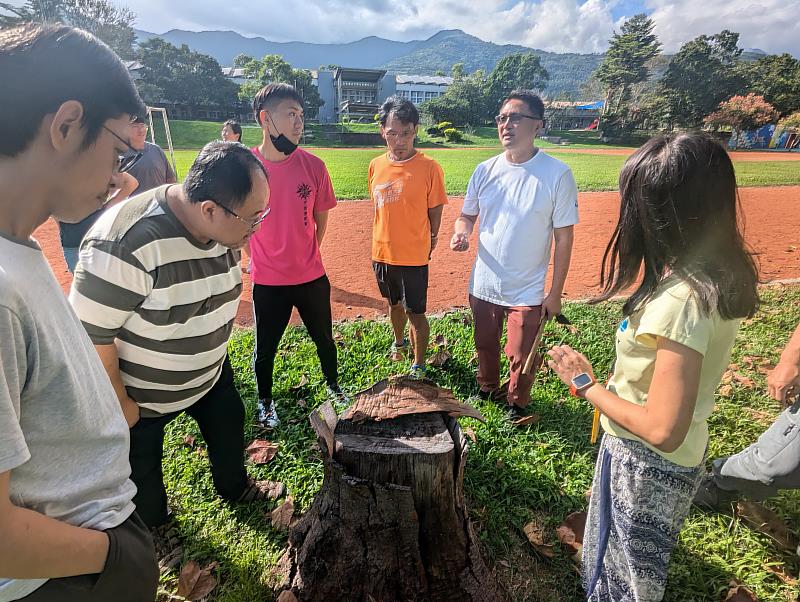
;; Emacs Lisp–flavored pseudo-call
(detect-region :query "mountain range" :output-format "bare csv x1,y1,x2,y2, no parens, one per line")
133,28,604,98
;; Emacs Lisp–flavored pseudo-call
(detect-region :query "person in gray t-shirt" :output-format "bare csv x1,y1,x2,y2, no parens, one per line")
126,114,177,194
0,24,157,602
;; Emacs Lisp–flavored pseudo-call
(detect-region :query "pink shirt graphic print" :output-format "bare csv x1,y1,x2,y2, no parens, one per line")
249,147,337,285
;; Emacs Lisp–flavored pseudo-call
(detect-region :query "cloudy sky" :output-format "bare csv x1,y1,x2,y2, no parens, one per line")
121,0,798,56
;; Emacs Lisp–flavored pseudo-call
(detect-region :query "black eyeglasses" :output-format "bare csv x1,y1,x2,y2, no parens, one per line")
494,113,542,125
103,125,143,173
213,201,270,230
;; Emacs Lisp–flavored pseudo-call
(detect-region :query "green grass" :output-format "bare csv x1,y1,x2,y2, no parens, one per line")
172,147,800,200
157,285,800,601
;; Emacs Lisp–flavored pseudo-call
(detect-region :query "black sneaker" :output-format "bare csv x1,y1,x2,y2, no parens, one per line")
507,405,526,421
693,473,739,510
150,519,183,573
256,398,280,428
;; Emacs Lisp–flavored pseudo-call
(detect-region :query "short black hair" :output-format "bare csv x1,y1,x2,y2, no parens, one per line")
184,141,268,209
378,96,419,126
252,83,304,126
223,119,242,140
0,23,146,157
501,90,545,120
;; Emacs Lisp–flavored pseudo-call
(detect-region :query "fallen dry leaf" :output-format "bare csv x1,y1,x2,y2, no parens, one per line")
523,521,556,558
427,348,452,367
433,334,447,347
277,591,299,602
736,501,799,552
724,581,758,601
718,384,734,397
513,413,541,427
176,560,219,600
297,398,306,408
271,497,294,530
556,512,587,557
732,372,755,389
245,439,279,465
291,375,308,390
497,559,511,568
182,435,196,449
464,427,477,444
763,563,798,586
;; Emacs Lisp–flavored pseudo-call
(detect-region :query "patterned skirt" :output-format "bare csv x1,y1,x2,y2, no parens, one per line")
582,434,704,602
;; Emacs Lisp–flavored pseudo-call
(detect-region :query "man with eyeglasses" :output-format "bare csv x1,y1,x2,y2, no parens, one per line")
450,90,578,420
58,113,176,273
69,141,277,572
0,24,159,601
247,83,344,428
369,96,447,378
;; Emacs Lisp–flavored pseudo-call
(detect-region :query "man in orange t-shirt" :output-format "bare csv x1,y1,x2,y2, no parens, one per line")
369,96,447,377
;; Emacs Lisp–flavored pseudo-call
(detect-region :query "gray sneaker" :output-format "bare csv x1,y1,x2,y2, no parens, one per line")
256,398,280,429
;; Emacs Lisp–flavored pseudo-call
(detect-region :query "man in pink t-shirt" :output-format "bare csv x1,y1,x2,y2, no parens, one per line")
247,83,342,427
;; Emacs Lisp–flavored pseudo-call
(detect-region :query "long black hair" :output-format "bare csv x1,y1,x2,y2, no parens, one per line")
594,132,759,320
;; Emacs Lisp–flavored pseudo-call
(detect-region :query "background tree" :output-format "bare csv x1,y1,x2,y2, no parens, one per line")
137,38,239,111
593,14,661,116
485,52,549,117
235,54,324,118
0,0,136,58
704,94,779,131
657,30,747,128
420,69,489,126
737,53,800,116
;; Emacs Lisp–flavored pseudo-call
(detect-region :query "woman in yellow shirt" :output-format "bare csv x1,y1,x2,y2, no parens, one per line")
548,132,759,601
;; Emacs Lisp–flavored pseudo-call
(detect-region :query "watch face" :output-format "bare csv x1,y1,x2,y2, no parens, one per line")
572,373,593,389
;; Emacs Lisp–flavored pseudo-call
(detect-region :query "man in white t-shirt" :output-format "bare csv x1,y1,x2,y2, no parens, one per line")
450,90,578,418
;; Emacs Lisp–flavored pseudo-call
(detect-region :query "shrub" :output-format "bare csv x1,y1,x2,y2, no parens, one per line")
426,126,443,137
437,121,453,131
443,128,463,143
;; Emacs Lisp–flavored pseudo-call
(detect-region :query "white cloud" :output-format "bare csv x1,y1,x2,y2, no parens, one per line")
646,0,800,56
122,0,798,57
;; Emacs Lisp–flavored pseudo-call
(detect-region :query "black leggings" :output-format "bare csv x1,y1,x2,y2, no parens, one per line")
253,274,338,400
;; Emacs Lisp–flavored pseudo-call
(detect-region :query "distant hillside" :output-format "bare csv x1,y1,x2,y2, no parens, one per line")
134,28,605,98
133,28,423,69
381,30,603,98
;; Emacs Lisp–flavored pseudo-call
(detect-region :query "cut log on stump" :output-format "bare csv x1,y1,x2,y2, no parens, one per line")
278,376,500,601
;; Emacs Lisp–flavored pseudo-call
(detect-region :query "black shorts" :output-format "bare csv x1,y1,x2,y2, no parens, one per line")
372,261,429,314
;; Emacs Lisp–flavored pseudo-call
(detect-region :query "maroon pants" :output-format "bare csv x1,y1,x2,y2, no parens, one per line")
469,295,542,408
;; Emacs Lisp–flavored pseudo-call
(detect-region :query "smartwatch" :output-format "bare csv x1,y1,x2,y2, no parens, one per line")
570,372,596,397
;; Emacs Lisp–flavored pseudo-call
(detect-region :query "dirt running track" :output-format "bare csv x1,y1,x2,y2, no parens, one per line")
35,186,800,326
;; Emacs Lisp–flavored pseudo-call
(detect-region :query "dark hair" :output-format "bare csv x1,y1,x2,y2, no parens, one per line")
378,96,419,126
184,141,268,209
223,119,242,141
0,23,146,157
252,83,304,126
500,90,545,120
595,132,759,320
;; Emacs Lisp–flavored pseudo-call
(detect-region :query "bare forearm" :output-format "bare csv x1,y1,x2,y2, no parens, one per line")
549,229,573,297
584,385,682,452
95,343,127,403
454,213,476,236
314,211,329,246
780,321,800,365
0,503,108,578
427,205,444,236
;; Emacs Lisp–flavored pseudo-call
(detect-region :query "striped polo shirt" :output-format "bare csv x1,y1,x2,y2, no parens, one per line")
69,185,242,416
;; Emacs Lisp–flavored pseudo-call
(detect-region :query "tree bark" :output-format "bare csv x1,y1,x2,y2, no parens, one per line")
277,378,500,602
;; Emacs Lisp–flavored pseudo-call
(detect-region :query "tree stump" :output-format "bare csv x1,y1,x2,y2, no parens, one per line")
277,376,500,601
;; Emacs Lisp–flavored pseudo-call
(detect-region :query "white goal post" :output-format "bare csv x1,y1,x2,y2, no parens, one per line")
146,106,178,178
